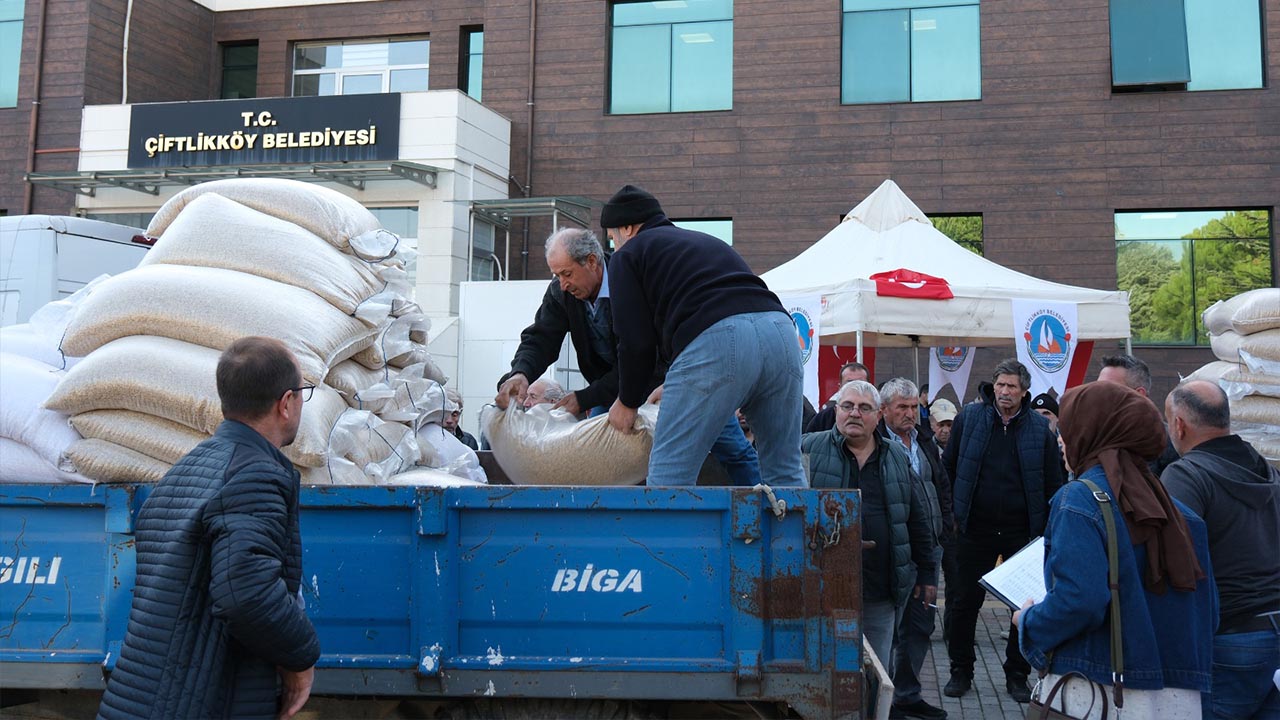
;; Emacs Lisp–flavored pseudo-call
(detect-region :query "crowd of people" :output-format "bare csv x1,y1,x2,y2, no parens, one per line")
93,184,1276,719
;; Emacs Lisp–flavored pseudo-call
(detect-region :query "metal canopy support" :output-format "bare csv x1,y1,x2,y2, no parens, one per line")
25,161,442,197
469,196,600,231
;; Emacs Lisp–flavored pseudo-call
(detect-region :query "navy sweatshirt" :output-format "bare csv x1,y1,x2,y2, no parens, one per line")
609,215,786,408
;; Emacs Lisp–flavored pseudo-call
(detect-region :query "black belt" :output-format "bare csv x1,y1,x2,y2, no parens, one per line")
1218,611,1280,635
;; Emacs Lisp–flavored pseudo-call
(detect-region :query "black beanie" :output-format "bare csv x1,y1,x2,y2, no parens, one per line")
600,184,664,228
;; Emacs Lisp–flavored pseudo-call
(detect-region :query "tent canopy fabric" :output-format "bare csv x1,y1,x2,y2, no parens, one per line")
761,179,1131,348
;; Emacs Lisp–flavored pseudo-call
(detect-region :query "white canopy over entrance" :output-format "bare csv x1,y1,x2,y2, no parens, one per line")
761,180,1131,348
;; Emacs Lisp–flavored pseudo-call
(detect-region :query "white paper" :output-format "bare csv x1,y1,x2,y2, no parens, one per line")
979,536,1046,610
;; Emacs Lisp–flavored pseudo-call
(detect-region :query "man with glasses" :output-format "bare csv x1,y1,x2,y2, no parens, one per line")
802,380,938,673
98,337,320,720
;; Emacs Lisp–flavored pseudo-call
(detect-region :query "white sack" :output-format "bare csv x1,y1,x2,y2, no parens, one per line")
0,324,80,369
60,264,377,382
0,353,82,469
146,178,382,252
416,423,487,483
325,361,448,424
327,409,419,482
481,404,658,486
70,410,208,465
1230,288,1280,335
0,438,92,484
387,467,486,487
140,193,388,315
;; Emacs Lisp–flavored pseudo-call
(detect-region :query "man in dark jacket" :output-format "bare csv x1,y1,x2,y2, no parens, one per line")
878,378,951,720
97,337,321,720
1098,353,1180,475
1162,380,1280,719
941,359,1064,703
803,379,937,670
602,185,804,487
495,226,760,485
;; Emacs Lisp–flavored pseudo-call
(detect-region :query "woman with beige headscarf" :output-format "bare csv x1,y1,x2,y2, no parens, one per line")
1013,381,1216,718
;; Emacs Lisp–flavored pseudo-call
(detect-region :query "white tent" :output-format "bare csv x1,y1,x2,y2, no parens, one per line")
762,179,1131,351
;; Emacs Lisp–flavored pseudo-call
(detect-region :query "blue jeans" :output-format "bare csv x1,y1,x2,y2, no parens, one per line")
711,416,761,487
647,311,806,487
1207,628,1280,720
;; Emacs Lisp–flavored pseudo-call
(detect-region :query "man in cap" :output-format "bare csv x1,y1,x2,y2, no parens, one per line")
928,398,958,450
602,184,805,487
1029,393,1059,433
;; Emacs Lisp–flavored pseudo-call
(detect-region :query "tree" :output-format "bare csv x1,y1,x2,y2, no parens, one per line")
932,216,983,255
1117,241,1183,343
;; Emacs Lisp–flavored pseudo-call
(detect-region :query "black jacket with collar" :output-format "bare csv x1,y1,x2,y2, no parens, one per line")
98,420,320,720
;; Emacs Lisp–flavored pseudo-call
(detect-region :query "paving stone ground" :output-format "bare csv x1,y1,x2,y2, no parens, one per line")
916,597,1032,720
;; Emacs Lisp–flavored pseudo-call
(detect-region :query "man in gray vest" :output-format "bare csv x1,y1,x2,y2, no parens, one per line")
802,380,937,671
878,378,951,720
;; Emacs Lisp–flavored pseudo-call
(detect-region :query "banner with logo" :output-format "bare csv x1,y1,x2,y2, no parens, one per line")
928,346,977,403
781,294,822,409
1012,299,1079,397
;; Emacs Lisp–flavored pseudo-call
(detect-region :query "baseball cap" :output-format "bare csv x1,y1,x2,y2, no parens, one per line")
929,398,958,423
1031,393,1059,416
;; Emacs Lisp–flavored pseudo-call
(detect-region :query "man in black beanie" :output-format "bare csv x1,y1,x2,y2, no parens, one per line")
602,184,806,487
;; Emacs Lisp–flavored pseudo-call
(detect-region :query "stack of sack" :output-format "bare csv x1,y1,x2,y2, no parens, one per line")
0,282,106,483
37,178,482,485
481,403,659,485
1190,288,1280,467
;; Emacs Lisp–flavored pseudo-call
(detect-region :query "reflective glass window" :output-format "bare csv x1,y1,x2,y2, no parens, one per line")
294,37,429,97
841,0,979,104
610,0,732,114
460,27,484,101
673,219,733,245
929,214,983,256
1115,210,1272,345
0,0,23,108
1185,0,1263,90
1110,0,1261,91
221,43,258,99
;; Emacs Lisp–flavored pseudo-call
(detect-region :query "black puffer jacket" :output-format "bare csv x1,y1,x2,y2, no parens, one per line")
98,421,320,720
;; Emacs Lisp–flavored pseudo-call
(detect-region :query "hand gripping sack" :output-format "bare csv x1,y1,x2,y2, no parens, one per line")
140,193,387,315
146,178,384,253
481,404,659,486
59,264,377,382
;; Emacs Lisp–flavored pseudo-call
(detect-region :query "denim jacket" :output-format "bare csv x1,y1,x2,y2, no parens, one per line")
1018,465,1217,692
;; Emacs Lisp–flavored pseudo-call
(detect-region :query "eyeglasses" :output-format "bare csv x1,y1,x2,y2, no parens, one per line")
287,385,316,402
837,401,877,415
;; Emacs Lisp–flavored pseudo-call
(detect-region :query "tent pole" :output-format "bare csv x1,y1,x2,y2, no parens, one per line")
856,331,863,363
1125,337,1132,354
913,338,920,386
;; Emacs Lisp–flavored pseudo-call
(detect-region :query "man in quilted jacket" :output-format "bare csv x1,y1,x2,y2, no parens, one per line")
98,336,321,720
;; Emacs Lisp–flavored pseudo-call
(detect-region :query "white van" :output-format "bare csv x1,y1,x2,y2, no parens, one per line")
0,215,150,326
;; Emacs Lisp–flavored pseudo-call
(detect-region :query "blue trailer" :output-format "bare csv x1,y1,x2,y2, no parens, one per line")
0,480,871,718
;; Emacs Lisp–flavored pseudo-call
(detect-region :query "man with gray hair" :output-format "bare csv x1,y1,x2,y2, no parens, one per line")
523,378,567,410
878,378,951,720
1161,380,1280,718
802,380,937,676
941,359,1063,703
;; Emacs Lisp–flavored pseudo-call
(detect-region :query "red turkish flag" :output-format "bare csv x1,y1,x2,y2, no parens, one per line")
869,268,954,300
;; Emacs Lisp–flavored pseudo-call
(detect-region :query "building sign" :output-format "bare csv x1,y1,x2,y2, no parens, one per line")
128,94,401,168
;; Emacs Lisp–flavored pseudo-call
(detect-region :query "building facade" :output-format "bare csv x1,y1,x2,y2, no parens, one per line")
3,0,1278,400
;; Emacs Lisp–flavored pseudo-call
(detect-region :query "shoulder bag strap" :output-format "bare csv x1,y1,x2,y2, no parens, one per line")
1078,478,1124,709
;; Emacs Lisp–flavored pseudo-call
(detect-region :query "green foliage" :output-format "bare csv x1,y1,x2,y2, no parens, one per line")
1122,210,1272,345
932,215,983,255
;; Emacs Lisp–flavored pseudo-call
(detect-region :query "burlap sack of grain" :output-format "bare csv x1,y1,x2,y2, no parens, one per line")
1188,360,1280,401
64,438,170,483
44,336,348,467
59,265,377,382
1203,288,1280,336
69,410,207,465
0,438,91,484
45,337,225,433
146,178,386,254
1231,395,1280,427
481,404,658,486
0,353,82,470
140,193,389,316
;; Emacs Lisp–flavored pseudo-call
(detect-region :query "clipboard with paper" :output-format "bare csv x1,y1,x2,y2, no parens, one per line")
978,536,1047,611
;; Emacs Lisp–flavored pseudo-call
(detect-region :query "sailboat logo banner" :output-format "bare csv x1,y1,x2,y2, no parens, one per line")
1012,300,1078,397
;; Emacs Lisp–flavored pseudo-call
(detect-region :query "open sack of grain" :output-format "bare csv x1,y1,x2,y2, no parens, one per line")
39,178,469,484
1197,288,1280,467
481,403,659,486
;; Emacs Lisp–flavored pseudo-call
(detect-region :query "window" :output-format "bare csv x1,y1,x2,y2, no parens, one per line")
221,43,258,99
929,214,982,255
84,212,155,230
293,37,429,97
673,218,733,246
841,0,980,104
1115,209,1272,345
1110,0,1262,91
471,220,497,280
0,0,22,108
609,0,732,114
460,26,483,101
